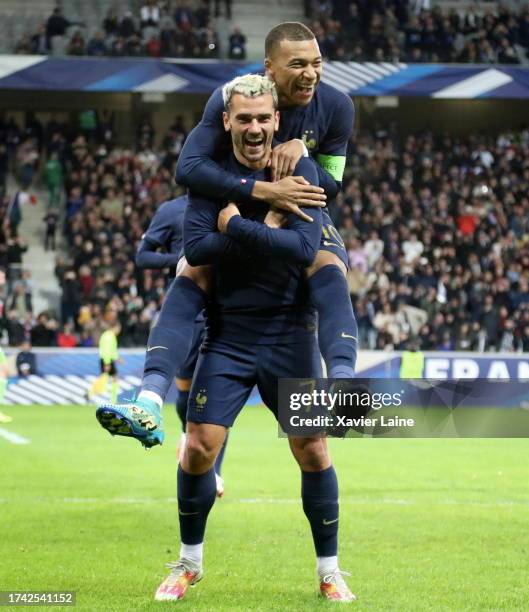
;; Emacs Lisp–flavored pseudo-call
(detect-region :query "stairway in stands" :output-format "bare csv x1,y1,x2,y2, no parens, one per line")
11,174,61,316
226,0,305,60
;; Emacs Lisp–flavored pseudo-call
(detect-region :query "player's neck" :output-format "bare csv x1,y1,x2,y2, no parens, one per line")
232,147,271,171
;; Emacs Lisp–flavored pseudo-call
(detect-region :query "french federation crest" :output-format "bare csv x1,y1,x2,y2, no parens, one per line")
195,389,207,412
302,129,317,150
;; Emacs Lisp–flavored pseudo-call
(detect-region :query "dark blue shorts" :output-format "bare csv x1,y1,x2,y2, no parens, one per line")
187,336,322,427
319,210,348,269
175,316,205,380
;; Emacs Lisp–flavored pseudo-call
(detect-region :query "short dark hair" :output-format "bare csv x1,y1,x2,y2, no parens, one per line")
265,22,315,57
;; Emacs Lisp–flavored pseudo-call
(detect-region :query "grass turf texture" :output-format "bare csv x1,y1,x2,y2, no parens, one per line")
1,404,528,611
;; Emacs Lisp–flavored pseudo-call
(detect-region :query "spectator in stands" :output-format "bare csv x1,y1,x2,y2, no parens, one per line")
46,6,84,53
67,30,86,56
16,139,39,189
174,1,195,31
60,270,81,327
44,209,59,251
228,27,246,59
140,0,161,38
57,322,77,348
30,312,58,346
30,24,50,54
8,281,32,322
14,34,33,55
6,235,28,285
16,340,37,377
86,31,107,56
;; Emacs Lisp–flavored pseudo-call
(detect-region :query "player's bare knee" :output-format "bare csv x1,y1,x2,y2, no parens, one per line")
175,377,192,392
289,436,331,472
184,423,226,472
177,257,212,293
305,250,347,278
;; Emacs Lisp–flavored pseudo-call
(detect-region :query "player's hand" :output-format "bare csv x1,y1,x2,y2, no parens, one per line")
268,176,326,223
270,139,305,181
218,202,240,233
264,207,288,229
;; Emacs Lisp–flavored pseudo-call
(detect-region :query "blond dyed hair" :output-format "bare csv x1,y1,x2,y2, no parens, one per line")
222,74,278,110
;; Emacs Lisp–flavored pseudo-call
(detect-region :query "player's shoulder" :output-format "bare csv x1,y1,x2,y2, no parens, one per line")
156,195,187,216
293,156,319,184
317,82,354,112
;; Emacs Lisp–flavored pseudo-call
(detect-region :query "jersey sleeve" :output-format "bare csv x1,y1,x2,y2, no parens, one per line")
315,92,355,193
175,87,256,203
225,159,322,267
135,240,180,269
142,202,174,247
136,201,181,268
183,192,248,266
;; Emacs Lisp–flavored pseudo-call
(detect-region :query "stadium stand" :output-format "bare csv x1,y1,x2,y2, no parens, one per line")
309,0,529,63
1,106,528,353
7,0,247,60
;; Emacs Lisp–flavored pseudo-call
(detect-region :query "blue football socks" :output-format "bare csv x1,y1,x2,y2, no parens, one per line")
307,265,358,378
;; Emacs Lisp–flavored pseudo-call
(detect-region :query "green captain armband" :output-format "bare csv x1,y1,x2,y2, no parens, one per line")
316,154,346,182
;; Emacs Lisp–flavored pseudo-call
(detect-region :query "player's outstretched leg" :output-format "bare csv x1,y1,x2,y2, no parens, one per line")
306,252,358,379
141,275,207,402
289,436,356,602
96,272,208,447
155,422,225,601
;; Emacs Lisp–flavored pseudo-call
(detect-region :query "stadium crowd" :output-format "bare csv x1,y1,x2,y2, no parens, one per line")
14,1,246,60
1,109,529,353
309,0,529,63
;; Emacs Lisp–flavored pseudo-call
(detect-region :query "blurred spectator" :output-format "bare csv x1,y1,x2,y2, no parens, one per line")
229,27,246,59
44,210,59,251
16,139,39,188
16,340,37,376
46,6,83,52
60,270,82,326
67,30,86,55
31,312,57,346
140,0,161,38
44,151,63,208
57,322,77,348
26,30,49,62
16,0,225,59
87,31,107,56
309,1,529,63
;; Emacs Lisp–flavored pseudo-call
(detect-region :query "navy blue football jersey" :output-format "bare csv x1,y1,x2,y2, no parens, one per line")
175,82,354,203
136,196,187,269
183,155,322,344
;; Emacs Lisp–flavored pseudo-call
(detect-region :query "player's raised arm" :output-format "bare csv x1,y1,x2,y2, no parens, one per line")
183,192,246,267
175,83,326,219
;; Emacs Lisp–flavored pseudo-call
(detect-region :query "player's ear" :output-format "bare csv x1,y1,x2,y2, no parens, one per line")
264,57,273,77
274,110,279,131
222,111,230,132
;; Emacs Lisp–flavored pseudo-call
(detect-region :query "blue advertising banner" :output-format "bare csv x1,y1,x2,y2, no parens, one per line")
1,56,529,98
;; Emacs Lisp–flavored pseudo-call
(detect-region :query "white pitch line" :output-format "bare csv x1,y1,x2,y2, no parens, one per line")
0,496,528,508
0,427,30,445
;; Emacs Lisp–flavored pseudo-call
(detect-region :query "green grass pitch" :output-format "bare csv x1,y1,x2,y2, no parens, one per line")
1,404,529,611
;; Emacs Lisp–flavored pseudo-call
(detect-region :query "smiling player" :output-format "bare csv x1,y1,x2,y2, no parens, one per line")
153,74,355,604
96,23,358,451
